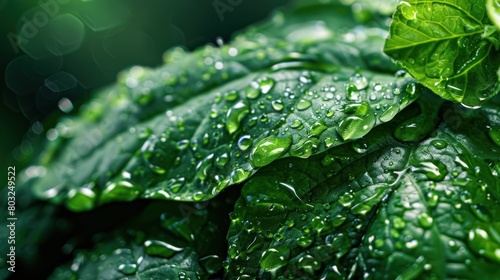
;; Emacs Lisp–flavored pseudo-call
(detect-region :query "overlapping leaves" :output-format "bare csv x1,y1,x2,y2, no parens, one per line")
20,0,421,210
226,95,500,279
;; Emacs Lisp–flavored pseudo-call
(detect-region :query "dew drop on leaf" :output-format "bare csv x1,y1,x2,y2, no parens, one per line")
100,179,142,203
250,136,292,167
118,263,138,275
349,73,369,90
271,100,284,111
417,212,434,228
226,99,250,134
414,160,448,181
260,247,290,271
257,77,275,94
379,104,399,122
337,102,375,141
65,187,96,212
296,99,312,111
237,135,252,151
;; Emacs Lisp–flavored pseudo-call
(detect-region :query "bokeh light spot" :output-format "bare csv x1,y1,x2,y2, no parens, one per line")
45,71,78,92
45,13,86,56
74,0,128,31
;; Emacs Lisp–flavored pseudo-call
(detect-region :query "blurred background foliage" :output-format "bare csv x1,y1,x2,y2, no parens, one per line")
0,0,294,173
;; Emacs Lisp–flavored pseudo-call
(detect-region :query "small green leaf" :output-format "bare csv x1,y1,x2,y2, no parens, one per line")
385,0,500,107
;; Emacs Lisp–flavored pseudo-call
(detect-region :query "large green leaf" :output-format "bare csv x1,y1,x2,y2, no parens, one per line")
225,97,500,279
384,0,500,107
20,1,422,209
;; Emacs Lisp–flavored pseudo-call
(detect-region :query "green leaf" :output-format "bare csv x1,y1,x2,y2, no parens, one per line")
47,191,238,280
225,97,500,279
21,2,422,209
384,0,500,107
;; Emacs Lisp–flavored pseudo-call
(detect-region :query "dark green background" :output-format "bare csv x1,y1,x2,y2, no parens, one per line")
0,0,293,173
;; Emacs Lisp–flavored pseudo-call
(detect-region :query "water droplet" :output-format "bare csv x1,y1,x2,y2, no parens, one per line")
226,99,250,134
431,140,448,149
238,135,252,151
349,73,368,90
100,179,142,204
346,84,359,100
414,160,448,181
257,77,275,94
118,263,138,275
168,177,186,193
297,99,312,111
379,104,399,122
299,72,313,84
291,120,303,129
65,187,96,212
310,121,327,137
339,193,354,207
144,239,183,258
250,136,292,167
297,235,313,248
352,139,368,153
417,212,434,228
289,138,318,158
337,102,375,141
230,168,251,183
225,90,239,101
298,254,320,274
271,100,284,111
260,247,290,271
216,153,229,167
324,137,335,148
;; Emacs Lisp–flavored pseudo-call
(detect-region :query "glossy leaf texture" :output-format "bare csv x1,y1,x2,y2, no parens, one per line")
20,1,422,209
225,95,500,279
384,0,500,107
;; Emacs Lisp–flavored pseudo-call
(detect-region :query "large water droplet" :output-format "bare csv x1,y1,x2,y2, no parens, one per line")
379,104,399,123
238,135,252,151
118,263,138,275
349,73,368,90
337,102,375,141
414,160,448,181
260,247,290,271
250,136,292,167
297,254,320,274
100,179,142,204
289,138,318,158
226,99,250,134
271,100,284,112
258,77,275,94
65,186,96,212
417,212,434,228
297,99,312,111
